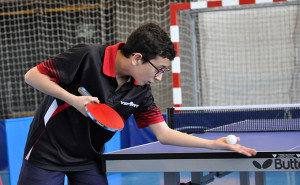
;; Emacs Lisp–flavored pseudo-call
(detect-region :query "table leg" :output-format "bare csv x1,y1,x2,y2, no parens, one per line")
191,172,203,184
191,172,216,184
240,172,250,185
164,172,180,185
255,172,266,185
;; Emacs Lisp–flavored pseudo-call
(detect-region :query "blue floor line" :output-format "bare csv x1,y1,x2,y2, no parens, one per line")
1,171,299,185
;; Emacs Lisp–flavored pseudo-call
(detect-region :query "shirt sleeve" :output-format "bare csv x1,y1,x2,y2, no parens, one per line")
134,105,164,129
37,58,61,83
36,44,91,86
133,87,165,128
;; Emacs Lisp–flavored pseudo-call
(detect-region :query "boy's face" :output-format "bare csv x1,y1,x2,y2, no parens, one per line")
133,56,171,86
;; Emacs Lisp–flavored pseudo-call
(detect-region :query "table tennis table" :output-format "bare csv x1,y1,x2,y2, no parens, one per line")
101,119,300,185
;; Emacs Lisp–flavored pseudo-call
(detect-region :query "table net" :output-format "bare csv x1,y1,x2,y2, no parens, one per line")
167,104,300,133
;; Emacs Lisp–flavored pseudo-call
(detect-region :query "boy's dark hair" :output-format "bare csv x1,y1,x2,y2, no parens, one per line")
121,23,176,62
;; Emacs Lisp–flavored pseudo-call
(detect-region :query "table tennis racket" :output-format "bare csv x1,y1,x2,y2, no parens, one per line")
78,87,124,132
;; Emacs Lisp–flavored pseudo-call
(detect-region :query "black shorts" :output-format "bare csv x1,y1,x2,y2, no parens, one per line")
17,160,108,185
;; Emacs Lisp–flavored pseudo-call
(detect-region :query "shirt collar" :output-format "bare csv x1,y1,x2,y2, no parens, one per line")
103,42,125,77
103,42,140,85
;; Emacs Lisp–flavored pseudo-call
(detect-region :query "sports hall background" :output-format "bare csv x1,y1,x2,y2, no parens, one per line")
1,0,300,184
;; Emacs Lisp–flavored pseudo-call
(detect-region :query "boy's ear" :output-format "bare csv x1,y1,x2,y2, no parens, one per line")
131,53,143,66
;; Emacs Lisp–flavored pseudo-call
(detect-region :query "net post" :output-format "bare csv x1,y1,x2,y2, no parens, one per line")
167,107,175,129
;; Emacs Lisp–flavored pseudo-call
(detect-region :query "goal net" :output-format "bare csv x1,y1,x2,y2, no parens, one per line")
177,1,300,107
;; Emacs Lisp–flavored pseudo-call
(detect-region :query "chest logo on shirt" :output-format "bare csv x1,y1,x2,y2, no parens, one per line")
121,101,139,108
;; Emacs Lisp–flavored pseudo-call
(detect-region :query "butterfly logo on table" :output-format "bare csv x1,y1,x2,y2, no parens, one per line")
252,159,273,169
252,154,300,170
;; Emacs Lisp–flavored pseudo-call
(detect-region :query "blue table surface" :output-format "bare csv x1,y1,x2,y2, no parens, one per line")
107,131,300,155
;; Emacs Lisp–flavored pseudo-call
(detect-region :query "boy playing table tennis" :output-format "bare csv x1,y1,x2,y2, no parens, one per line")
18,23,256,185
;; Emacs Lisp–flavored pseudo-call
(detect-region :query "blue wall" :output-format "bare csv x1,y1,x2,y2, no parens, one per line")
0,119,8,171
121,115,157,149
5,117,33,185
3,115,157,185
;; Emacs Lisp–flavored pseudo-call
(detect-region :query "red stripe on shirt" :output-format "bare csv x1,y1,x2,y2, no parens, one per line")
51,59,62,81
48,58,61,82
134,105,164,128
37,58,61,83
25,128,46,160
50,103,70,119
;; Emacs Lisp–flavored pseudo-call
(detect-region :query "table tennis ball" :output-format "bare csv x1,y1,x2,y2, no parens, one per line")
226,135,237,145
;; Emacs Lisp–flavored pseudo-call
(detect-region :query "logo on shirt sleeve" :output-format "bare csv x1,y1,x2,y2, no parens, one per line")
121,101,139,108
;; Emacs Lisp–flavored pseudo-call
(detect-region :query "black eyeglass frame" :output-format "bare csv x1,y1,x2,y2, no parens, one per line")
142,57,170,77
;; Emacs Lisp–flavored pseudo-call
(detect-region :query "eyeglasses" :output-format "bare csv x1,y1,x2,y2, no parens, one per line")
142,57,169,77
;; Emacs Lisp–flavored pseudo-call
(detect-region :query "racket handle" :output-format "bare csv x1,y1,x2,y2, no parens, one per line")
78,87,92,96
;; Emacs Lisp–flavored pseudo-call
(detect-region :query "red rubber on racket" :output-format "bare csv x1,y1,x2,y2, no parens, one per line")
78,87,124,132
85,103,124,132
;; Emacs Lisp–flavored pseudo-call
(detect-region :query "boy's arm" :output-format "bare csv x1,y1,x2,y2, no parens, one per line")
149,121,257,157
24,66,99,116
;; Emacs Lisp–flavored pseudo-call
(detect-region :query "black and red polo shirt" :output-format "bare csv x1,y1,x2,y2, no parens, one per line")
23,43,164,171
